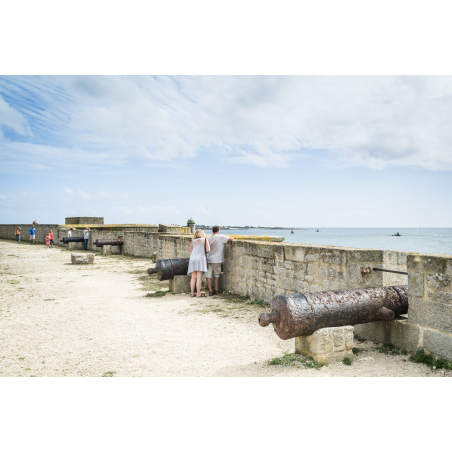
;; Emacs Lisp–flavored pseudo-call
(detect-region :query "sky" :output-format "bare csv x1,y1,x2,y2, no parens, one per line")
0,75,451,228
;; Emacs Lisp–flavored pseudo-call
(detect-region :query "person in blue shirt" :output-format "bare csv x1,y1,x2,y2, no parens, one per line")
29,225,36,245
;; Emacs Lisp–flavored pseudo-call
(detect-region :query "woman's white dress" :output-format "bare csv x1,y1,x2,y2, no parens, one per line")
187,237,207,274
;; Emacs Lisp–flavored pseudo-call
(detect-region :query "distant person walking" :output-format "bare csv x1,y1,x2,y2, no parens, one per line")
29,225,36,245
15,227,21,242
187,229,210,298
49,230,54,248
68,228,73,237
206,226,234,296
45,233,50,250
84,227,90,251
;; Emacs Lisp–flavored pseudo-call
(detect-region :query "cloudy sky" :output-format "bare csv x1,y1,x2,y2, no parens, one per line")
0,75,451,227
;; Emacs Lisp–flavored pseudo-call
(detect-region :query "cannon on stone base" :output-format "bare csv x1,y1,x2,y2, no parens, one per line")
259,285,408,340
94,239,124,247
148,258,189,281
60,237,84,244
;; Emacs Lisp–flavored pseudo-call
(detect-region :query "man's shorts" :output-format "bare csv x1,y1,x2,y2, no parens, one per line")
30,234,35,240
206,263,222,278
50,239,54,244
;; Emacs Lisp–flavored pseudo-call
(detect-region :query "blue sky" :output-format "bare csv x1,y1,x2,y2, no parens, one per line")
0,75,451,227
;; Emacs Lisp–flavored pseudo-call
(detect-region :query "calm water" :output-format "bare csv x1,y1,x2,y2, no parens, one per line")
212,228,452,256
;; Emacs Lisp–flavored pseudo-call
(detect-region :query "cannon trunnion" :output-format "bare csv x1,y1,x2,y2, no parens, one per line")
60,237,84,244
147,258,189,281
259,285,408,340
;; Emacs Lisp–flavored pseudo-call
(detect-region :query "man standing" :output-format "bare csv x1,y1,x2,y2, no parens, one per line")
68,228,73,237
49,229,54,248
29,224,36,245
206,225,234,296
84,227,90,251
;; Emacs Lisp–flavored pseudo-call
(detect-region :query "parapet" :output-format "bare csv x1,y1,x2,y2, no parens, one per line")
65,217,104,225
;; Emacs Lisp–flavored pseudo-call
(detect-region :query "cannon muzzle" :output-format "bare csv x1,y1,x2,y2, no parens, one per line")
147,258,190,281
259,285,408,340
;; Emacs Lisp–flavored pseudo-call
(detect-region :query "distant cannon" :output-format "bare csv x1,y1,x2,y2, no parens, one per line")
60,237,84,244
94,239,124,247
259,285,408,340
148,258,189,281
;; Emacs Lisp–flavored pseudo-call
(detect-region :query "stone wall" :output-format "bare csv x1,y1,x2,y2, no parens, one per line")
0,224,60,244
65,217,104,225
355,253,452,360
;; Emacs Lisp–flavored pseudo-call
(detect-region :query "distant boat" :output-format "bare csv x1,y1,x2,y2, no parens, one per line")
291,228,294,234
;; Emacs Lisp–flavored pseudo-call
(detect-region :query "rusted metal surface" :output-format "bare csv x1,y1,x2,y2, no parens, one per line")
60,237,84,244
94,239,124,247
259,285,408,340
147,258,190,281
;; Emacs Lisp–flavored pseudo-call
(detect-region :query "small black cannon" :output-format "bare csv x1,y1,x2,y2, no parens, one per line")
259,285,408,340
148,258,189,281
94,239,124,247
60,237,84,244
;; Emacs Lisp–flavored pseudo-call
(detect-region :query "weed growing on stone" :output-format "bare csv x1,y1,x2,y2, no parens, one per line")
102,371,116,377
376,343,407,355
410,349,452,370
343,357,352,365
269,352,323,369
146,290,167,297
352,347,363,355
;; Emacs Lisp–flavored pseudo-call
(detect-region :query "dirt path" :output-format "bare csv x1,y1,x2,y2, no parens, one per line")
0,239,449,377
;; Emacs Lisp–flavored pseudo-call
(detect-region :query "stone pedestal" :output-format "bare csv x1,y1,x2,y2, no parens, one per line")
102,245,111,255
67,242,76,250
71,253,95,265
295,326,354,364
169,275,191,294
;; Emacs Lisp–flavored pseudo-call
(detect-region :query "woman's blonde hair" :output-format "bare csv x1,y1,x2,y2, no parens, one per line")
193,229,207,239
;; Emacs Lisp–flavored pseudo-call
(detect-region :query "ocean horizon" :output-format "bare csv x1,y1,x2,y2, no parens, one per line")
203,227,452,256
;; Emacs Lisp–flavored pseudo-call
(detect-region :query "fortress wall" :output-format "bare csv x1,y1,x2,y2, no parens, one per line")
0,224,60,244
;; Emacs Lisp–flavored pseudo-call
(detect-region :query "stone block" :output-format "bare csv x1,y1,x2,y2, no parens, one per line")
307,263,317,276
408,298,452,333
102,245,111,255
295,326,354,364
408,272,424,297
321,251,346,265
284,246,305,262
71,253,94,264
319,266,327,278
423,328,452,361
426,273,451,290
347,249,384,263
437,291,452,304
169,275,191,294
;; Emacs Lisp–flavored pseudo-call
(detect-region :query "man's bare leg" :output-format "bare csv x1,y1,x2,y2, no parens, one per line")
207,277,213,293
214,277,220,292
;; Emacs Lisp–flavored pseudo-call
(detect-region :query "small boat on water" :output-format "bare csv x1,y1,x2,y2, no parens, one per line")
291,228,294,234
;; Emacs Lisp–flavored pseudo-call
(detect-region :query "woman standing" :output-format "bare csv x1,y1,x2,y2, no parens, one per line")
15,226,21,242
187,229,210,298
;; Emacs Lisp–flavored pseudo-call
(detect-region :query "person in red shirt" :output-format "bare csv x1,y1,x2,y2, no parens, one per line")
49,230,54,248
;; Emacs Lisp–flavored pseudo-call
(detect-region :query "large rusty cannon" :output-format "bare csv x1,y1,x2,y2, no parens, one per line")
259,285,408,340
94,239,124,247
148,258,189,281
60,237,84,244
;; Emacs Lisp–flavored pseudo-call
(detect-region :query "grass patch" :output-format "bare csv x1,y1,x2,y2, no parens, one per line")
410,349,452,370
102,371,116,377
353,333,366,343
145,290,167,297
7,280,20,284
127,269,145,274
352,347,363,355
343,357,352,365
376,342,407,355
269,352,323,369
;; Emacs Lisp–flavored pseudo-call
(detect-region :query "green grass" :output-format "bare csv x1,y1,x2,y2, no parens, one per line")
352,347,363,355
127,269,145,274
410,349,452,370
376,342,408,355
7,280,20,284
102,371,116,377
353,333,366,343
146,290,167,297
269,352,323,369
343,357,352,365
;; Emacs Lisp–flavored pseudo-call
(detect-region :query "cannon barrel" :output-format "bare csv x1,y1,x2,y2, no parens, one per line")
60,237,84,244
94,239,124,247
259,285,408,340
147,258,189,281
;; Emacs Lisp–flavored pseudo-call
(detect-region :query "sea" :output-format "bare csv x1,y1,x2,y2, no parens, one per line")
211,228,452,256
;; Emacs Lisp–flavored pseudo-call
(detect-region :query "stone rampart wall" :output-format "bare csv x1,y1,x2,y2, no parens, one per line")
0,224,60,244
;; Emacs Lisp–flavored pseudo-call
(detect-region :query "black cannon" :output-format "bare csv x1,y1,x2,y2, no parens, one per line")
148,258,189,281
60,237,84,244
94,239,124,247
259,285,408,340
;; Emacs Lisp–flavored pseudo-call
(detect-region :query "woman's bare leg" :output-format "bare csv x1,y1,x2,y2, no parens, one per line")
190,272,197,296
196,271,203,297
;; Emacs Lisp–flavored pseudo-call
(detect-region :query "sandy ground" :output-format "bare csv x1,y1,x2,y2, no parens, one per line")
0,239,450,377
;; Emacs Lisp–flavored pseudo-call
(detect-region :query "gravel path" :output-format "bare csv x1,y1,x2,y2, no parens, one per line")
0,239,449,377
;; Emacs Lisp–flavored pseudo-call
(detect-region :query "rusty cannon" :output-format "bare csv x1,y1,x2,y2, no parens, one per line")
147,258,189,281
94,239,124,247
60,237,84,244
258,285,408,340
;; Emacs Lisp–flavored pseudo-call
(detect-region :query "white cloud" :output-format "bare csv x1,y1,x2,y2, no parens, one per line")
0,95,30,138
64,187,74,195
2,75,452,171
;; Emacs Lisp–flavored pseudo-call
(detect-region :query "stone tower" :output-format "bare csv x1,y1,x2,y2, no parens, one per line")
187,218,195,234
